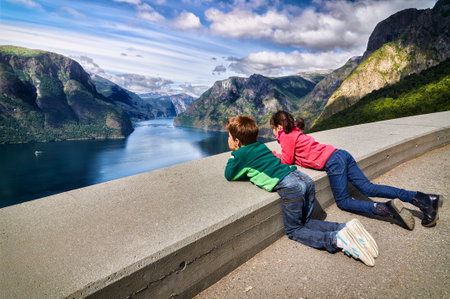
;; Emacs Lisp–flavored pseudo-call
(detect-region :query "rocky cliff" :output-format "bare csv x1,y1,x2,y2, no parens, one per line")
313,0,450,126
174,74,315,136
92,75,159,121
310,57,450,132
154,94,196,115
0,46,133,143
296,56,361,128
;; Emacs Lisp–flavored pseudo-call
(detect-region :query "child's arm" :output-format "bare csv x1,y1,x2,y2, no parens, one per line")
224,155,247,181
273,135,296,165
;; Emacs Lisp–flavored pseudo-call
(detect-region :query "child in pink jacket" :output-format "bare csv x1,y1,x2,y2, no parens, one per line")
270,110,440,229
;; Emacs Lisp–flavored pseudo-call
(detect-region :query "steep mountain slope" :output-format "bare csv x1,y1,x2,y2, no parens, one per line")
140,93,196,117
151,94,195,115
93,77,196,119
0,46,133,143
92,75,161,121
174,74,315,136
310,58,450,132
313,0,450,125
296,56,361,128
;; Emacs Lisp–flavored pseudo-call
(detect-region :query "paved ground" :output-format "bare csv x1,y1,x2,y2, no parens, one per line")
195,144,450,298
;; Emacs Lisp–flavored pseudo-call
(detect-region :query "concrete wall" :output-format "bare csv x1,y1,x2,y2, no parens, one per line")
1,111,449,299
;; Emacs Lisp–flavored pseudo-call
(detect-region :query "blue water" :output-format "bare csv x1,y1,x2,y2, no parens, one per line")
0,119,269,208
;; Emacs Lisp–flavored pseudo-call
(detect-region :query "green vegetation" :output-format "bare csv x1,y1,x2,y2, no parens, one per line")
310,58,450,132
174,74,316,134
0,45,47,57
0,45,133,144
0,93,124,143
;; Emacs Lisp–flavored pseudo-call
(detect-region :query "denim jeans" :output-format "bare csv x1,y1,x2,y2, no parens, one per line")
324,149,416,215
274,170,344,253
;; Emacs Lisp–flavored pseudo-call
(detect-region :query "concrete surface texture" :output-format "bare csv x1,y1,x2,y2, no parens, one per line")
195,144,450,298
0,111,449,298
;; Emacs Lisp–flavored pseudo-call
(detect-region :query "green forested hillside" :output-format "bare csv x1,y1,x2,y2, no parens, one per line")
174,74,315,136
313,0,449,125
0,46,133,143
309,58,450,132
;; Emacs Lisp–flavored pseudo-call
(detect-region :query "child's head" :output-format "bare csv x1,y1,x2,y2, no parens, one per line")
226,115,259,150
270,110,296,134
270,111,305,134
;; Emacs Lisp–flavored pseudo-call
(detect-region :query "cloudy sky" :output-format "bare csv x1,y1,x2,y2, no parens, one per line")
1,0,436,96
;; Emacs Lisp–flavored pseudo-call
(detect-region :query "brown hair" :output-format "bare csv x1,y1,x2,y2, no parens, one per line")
226,115,259,145
270,110,305,133
296,117,305,130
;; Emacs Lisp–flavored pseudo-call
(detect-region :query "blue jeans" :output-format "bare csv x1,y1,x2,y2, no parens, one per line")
274,170,344,253
324,149,416,215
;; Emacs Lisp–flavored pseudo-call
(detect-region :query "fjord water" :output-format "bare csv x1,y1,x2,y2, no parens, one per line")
0,119,239,208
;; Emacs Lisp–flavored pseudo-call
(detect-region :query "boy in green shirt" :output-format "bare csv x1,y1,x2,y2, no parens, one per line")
225,115,378,266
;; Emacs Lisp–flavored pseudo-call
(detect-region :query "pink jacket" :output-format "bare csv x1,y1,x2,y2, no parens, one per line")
273,127,336,170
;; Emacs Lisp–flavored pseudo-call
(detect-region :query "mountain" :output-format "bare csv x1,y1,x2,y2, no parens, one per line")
93,77,197,120
174,74,315,136
140,93,196,116
0,46,133,143
295,56,361,129
295,70,331,84
174,1,449,135
310,57,450,132
313,0,450,126
91,75,161,121
152,94,196,115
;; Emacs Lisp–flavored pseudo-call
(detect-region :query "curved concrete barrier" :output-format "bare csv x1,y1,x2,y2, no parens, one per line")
1,111,449,299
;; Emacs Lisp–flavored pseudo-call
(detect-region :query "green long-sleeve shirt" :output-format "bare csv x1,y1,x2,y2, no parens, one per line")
224,141,296,192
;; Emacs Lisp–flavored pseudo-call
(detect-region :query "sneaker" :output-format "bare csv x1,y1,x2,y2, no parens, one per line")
346,219,378,258
336,227,375,267
389,199,415,230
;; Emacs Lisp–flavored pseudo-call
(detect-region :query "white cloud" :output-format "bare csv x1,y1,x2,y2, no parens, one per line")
206,8,289,40
136,4,165,23
76,56,104,74
181,0,215,5
61,7,86,19
0,21,228,94
178,82,209,97
206,0,436,52
8,0,40,8
2,0,437,96
108,74,173,94
231,0,274,10
172,11,202,30
113,0,141,5
212,65,226,75
75,55,174,93
227,50,358,76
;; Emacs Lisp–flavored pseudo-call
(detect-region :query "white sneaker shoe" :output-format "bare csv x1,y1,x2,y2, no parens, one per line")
336,227,375,267
346,219,378,258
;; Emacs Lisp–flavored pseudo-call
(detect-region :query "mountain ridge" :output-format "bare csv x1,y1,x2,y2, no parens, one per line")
174,74,315,136
0,45,133,143
313,0,450,126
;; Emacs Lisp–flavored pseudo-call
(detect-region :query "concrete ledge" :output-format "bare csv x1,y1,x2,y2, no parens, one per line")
1,111,449,299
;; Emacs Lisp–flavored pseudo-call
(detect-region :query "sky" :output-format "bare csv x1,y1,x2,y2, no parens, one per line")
0,0,436,97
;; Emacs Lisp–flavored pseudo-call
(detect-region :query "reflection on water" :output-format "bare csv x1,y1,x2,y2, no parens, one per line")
0,118,273,208
0,119,221,208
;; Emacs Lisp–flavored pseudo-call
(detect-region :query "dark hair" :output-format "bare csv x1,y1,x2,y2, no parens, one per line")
270,110,305,133
226,115,259,145
296,117,305,130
